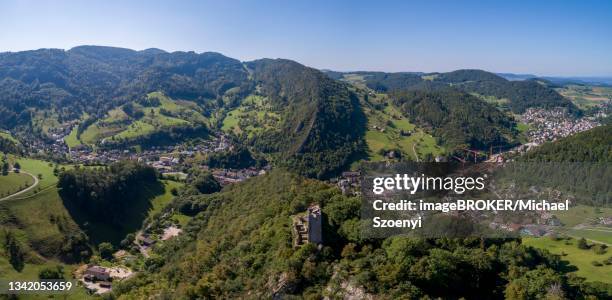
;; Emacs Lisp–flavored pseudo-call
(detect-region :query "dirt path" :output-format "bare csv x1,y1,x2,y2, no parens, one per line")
0,170,39,201
412,144,420,162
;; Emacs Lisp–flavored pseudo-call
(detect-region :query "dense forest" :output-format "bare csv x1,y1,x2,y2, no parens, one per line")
391,88,519,150
57,161,160,226
203,145,264,169
111,170,609,299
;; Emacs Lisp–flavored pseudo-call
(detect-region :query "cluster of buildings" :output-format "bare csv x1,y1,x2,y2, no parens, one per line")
79,265,132,294
69,134,231,165
332,171,362,195
519,108,599,144
209,167,268,185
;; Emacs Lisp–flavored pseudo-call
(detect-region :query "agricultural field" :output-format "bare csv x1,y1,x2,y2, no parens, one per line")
6,156,61,193
556,84,612,109
470,92,510,107
79,92,208,145
523,237,612,283
221,94,281,137
364,101,444,161
516,122,530,143
339,73,368,89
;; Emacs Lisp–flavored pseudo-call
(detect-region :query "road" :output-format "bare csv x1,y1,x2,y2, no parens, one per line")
0,170,39,201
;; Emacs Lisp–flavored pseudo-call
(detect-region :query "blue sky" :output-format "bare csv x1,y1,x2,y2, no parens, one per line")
1,0,611,76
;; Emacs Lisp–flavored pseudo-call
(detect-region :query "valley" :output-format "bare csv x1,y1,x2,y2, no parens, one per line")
0,46,609,298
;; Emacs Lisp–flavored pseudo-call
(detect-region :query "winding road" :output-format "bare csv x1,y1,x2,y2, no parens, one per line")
0,170,39,202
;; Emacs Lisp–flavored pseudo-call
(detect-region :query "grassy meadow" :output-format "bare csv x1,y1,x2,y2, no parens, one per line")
523,237,612,283
0,172,34,198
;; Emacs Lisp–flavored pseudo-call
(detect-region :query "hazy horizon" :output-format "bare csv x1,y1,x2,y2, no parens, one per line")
2,0,612,77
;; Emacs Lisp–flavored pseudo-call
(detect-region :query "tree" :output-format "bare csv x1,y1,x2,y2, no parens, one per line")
120,233,135,250
99,242,114,260
4,230,25,271
577,237,589,250
13,161,20,170
193,172,221,194
1,161,8,176
39,265,65,280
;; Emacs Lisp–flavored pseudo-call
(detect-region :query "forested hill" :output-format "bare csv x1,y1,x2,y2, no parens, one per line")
434,70,580,114
245,59,366,178
0,46,250,129
111,170,608,299
521,124,612,162
0,46,364,178
332,69,579,114
392,88,519,150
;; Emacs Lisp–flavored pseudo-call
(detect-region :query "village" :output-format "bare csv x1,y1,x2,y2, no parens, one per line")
519,108,600,144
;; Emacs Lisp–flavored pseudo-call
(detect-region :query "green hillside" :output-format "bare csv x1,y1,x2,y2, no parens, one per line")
108,170,608,299
236,59,367,179
523,237,612,283
0,172,34,198
0,48,368,179
522,124,612,162
391,88,519,150
361,93,444,161
0,131,21,153
78,92,209,147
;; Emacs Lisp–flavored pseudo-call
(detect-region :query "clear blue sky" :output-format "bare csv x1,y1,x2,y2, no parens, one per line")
1,0,611,76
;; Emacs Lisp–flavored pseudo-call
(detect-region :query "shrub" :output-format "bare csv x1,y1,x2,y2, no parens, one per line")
590,261,603,267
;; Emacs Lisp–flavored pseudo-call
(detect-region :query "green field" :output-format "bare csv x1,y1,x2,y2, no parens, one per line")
555,205,612,228
556,85,612,109
64,126,82,148
149,180,184,217
221,94,280,137
567,228,612,245
0,173,34,198
8,156,62,195
523,237,612,283
470,92,510,106
80,92,207,145
340,73,368,89
363,101,444,161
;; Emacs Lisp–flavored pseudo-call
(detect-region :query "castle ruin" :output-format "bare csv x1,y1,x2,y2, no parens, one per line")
293,204,323,246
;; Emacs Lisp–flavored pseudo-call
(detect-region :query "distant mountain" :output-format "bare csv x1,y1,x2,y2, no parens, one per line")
497,73,537,81
540,76,612,87
498,72,612,87
331,69,580,114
